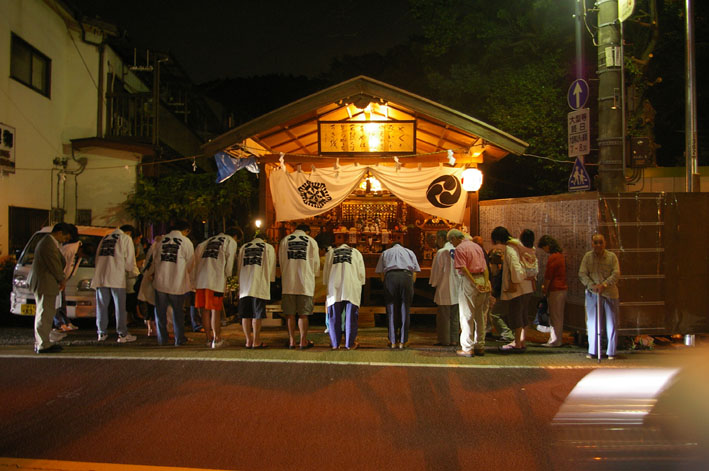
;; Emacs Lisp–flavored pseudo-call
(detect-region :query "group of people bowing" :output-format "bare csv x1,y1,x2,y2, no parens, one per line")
29,221,619,360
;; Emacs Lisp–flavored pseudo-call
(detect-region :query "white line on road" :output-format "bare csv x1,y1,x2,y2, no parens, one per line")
0,353,632,369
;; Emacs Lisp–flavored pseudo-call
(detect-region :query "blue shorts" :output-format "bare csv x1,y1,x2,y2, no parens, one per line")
238,296,266,319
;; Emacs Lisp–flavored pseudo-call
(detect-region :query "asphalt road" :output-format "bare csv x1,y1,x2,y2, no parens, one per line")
0,355,590,471
0,320,700,471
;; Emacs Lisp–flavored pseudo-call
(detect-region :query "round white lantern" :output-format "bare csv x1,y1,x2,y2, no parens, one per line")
461,168,483,192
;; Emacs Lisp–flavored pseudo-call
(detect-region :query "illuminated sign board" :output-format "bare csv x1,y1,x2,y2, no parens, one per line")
319,121,415,154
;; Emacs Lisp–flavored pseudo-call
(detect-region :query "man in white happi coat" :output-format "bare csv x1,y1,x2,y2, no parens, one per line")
278,224,320,349
92,224,138,343
429,230,461,346
193,230,238,348
323,243,366,349
150,221,194,346
238,234,276,348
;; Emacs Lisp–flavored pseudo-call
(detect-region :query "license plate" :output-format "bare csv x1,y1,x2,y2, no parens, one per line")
20,304,36,316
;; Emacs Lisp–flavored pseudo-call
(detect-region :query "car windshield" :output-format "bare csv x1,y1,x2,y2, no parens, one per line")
18,233,104,268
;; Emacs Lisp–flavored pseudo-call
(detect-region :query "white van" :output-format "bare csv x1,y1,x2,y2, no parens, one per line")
10,226,114,318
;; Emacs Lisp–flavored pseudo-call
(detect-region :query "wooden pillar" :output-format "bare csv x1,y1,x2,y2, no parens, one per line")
468,191,480,236
259,163,268,225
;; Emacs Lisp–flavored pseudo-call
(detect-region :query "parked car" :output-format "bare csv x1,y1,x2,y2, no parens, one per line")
10,226,113,318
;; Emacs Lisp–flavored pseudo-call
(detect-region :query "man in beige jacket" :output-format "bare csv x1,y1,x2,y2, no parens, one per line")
27,223,72,353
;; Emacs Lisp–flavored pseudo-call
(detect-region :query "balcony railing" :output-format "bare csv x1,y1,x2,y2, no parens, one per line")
105,92,154,140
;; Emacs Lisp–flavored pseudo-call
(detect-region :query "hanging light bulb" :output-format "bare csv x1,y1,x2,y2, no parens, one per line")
461,168,483,192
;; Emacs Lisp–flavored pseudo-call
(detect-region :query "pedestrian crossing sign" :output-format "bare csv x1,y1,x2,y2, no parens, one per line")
568,157,591,191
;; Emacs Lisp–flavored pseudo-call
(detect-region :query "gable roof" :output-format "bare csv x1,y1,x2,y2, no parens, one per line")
201,75,528,163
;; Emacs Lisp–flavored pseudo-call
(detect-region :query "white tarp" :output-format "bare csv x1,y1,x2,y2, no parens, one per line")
269,164,468,223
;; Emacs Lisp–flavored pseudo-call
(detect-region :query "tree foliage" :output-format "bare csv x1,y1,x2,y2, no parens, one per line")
409,0,577,198
123,169,256,231
403,0,709,195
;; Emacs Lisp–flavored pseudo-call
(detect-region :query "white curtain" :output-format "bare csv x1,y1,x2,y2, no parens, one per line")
269,164,468,223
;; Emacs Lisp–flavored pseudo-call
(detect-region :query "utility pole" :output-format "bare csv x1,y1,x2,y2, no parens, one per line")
574,0,585,80
597,0,625,192
686,0,700,192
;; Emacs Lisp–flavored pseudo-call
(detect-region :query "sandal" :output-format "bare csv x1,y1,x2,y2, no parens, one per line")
252,343,268,349
498,344,526,354
299,340,314,350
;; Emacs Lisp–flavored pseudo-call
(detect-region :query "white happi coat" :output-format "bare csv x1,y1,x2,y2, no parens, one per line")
278,230,320,296
91,228,135,289
323,244,366,307
238,238,276,300
152,230,194,295
429,242,461,306
193,233,237,292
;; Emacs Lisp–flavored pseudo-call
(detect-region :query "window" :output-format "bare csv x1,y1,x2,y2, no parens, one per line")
77,209,92,226
10,34,51,97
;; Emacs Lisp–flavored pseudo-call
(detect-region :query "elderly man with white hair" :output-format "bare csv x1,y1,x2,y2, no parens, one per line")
446,229,490,357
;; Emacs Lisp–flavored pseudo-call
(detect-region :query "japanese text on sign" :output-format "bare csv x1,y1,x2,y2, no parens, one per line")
568,109,590,158
0,122,16,172
319,121,415,154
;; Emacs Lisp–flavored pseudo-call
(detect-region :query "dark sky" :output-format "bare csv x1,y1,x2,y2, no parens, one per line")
70,0,419,83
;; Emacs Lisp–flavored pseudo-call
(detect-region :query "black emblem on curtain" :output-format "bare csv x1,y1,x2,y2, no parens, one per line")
426,175,461,208
298,181,332,208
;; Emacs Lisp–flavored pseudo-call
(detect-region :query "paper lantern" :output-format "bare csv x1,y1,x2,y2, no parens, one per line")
461,168,483,192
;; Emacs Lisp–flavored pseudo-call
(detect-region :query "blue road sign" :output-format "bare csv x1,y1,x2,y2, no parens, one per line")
567,79,589,110
568,157,591,191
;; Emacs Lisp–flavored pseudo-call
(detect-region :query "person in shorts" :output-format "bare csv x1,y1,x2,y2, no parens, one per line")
193,230,238,348
278,224,320,349
238,234,276,348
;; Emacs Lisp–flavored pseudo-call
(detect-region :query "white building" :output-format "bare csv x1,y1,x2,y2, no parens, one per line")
0,0,215,256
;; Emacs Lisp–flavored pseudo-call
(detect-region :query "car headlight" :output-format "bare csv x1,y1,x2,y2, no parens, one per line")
13,275,28,289
78,279,93,291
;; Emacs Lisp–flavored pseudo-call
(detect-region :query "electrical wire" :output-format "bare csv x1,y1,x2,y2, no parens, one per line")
69,31,98,91
15,149,605,172
583,0,599,46
522,153,599,166
0,87,60,157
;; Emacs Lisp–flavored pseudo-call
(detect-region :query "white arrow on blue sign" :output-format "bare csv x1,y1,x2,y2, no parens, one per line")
568,157,591,191
567,79,589,110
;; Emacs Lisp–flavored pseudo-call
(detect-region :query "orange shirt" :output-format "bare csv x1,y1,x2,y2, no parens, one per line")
544,252,568,292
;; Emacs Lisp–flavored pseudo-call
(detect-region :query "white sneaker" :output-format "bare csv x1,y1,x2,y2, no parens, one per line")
117,334,137,343
97,333,108,341
212,339,225,349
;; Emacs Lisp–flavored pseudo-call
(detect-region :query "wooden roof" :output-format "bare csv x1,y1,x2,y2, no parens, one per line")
201,76,528,166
